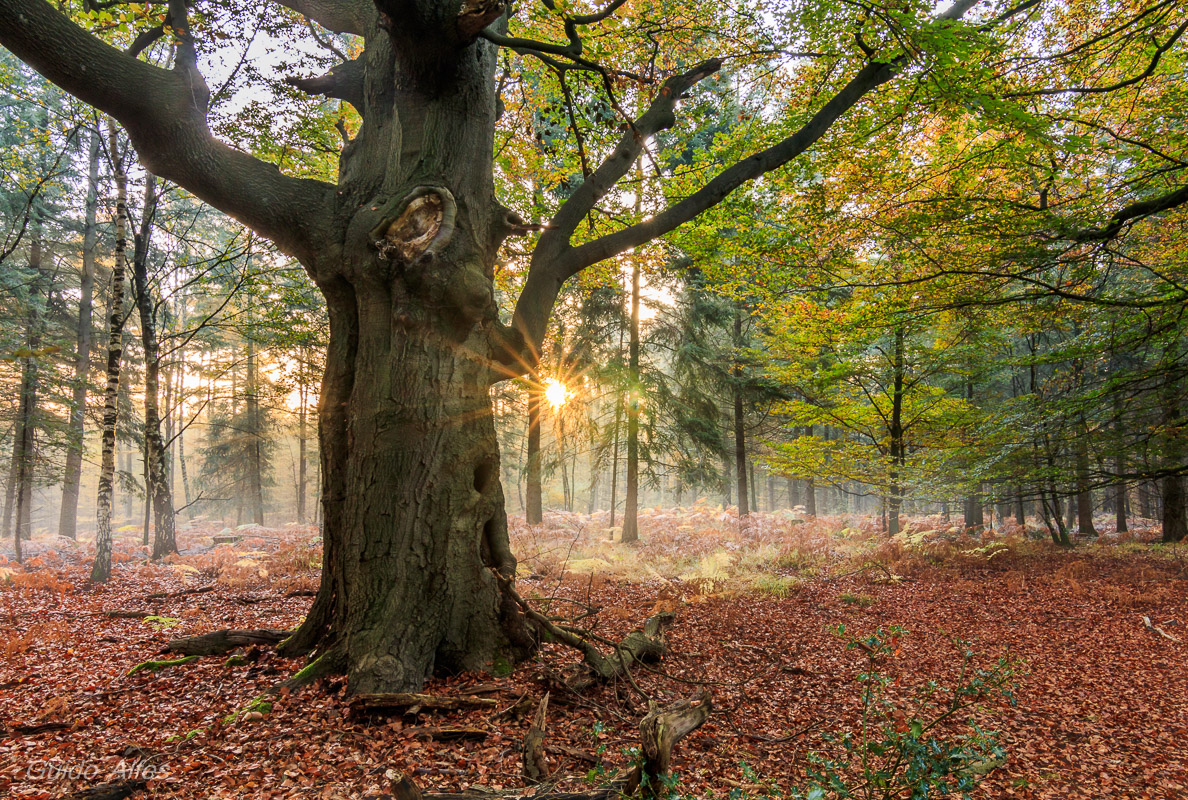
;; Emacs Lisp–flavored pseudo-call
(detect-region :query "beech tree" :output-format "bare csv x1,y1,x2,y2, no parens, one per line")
0,0,1090,693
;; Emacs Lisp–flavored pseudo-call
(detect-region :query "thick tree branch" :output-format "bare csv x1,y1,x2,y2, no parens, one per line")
274,0,370,35
0,0,335,265
501,0,981,372
1071,182,1188,242
286,55,365,111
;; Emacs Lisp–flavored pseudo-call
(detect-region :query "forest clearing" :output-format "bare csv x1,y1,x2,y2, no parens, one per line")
2,513,1186,799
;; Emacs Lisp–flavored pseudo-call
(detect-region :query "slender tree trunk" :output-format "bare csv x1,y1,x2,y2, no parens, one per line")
733,309,749,518
608,391,622,528
887,326,905,537
558,412,571,511
92,120,129,583
246,338,265,526
803,425,817,517
298,355,309,524
2,449,15,542
1075,420,1096,536
1114,446,1128,534
59,127,101,540
12,302,41,557
525,384,543,524
586,400,599,514
12,218,47,555
749,459,757,513
621,250,641,543
963,379,984,531
1161,372,1186,543
131,174,177,558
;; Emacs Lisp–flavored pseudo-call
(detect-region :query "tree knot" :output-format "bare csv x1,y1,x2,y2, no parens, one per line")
369,187,457,265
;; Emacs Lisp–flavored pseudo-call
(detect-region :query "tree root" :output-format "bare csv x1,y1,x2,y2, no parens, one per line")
127,655,198,675
164,628,291,656
223,695,273,724
352,692,500,714
500,576,672,688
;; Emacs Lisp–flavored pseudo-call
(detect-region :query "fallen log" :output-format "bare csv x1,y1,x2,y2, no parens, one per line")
383,692,712,800
353,692,500,714
391,770,620,800
11,721,74,735
406,725,488,741
102,610,158,619
68,780,146,800
164,628,291,656
146,585,214,600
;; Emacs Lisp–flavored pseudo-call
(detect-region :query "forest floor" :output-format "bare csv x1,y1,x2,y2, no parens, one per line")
1,508,1186,800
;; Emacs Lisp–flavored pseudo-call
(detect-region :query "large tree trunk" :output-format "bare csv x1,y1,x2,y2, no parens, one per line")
278,22,535,692
59,126,100,540
92,120,128,583
281,281,534,690
130,174,177,559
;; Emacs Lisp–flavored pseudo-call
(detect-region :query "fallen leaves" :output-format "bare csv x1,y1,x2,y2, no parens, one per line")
0,517,1184,799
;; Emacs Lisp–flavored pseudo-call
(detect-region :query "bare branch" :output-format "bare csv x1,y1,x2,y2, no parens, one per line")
0,0,336,265
1004,20,1188,99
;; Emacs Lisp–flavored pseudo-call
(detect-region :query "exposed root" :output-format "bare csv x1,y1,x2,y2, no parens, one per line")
272,646,347,693
165,628,291,656
500,576,672,688
223,695,273,724
352,692,499,714
127,655,198,676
